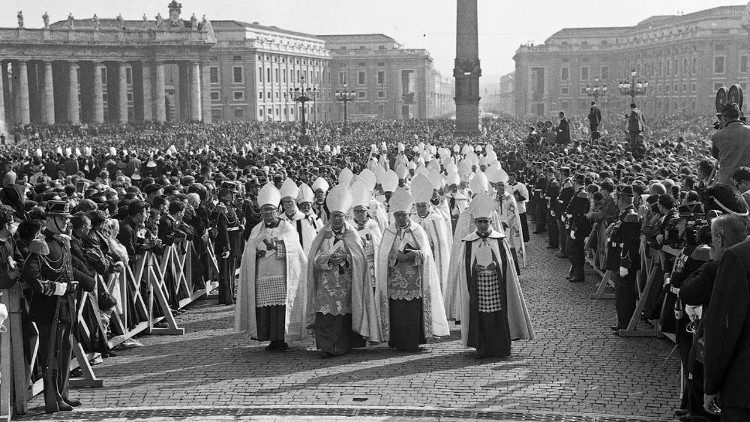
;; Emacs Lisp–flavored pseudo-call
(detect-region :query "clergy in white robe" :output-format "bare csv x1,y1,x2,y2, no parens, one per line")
456,192,534,358
297,183,325,231
235,183,308,352
410,174,451,299
280,178,319,255
377,188,449,352
352,178,383,299
305,185,381,357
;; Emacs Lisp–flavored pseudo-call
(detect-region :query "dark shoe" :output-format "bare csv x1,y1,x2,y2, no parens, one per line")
45,403,59,414
278,342,289,352
63,397,82,407
568,278,584,283
101,351,118,358
610,324,621,331
265,342,277,352
56,401,73,411
674,409,689,418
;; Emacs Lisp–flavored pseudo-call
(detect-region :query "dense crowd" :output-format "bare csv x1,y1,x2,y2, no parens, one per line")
0,108,747,421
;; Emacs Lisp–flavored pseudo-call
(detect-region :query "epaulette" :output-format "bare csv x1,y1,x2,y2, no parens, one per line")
623,211,639,223
29,239,50,256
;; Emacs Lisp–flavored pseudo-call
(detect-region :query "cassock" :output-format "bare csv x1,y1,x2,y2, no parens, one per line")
282,210,320,255
377,188,449,352
234,184,308,346
411,208,451,295
456,192,534,357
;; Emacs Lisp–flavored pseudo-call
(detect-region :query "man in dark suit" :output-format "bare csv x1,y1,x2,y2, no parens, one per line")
555,111,571,145
588,101,602,135
626,103,645,151
563,174,591,282
703,219,750,421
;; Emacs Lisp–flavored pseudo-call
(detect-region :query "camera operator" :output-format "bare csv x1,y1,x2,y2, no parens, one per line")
711,103,750,186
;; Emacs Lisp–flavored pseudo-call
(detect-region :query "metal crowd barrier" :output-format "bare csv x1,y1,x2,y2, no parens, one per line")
0,239,219,418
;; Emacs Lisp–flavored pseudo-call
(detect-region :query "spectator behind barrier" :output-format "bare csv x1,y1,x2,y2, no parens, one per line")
710,103,750,186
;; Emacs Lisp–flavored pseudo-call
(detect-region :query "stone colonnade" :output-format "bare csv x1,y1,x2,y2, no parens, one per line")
0,59,213,126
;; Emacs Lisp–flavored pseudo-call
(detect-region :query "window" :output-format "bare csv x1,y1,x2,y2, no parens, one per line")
101,67,107,85
377,71,385,85
210,91,220,101
580,87,587,95
674,60,678,76
258,67,263,82
266,91,272,99
714,82,724,91
560,87,569,95
259,108,264,117
125,68,133,85
358,71,366,85
233,55,242,61
666,61,670,75
210,67,219,84
714,56,725,74
283,70,287,83
378,104,385,115
126,93,133,102
339,72,347,85
377,90,385,98
275,68,279,83
580,66,589,81
275,91,280,99
266,68,271,83
691,83,696,92
259,92,264,100
234,109,243,117
691,58,696,75
233,66,243,83
561,67,569,81
358,91,367,98
742,56,749,73
600,66,608,80
378,45,386,50
233,91,244,101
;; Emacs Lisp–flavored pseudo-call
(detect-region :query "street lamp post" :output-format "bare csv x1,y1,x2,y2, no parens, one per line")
618,69,648,105
335,84,356,134
290,77,316,145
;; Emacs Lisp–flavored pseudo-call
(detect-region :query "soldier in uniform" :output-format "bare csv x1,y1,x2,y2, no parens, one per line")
532,163,548,234
544,167,560,249
215,181,242,305
607,185,641,332
556,166,574,258
564,174,591,283
22,201,94,413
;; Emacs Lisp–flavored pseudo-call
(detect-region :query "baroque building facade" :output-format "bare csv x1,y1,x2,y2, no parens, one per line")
514,5,750,120
0,2,452,129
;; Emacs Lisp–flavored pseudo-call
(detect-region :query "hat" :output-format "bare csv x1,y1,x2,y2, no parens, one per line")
351,178,370,209
338,168,354,186
429,171,444,190
257,183,281,207
382,170,399,192
297,183,315,204
311,177,330,193
46,200,72,218
280,178,300,199
469,171,489,194
395,164,408,180
326,184,353,214
359,169,376,192
446,171,460,186
471,191,495,219
410,174,433,204
389,188,413,213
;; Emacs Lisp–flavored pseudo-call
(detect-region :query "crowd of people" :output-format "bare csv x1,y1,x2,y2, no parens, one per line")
0,107,747,421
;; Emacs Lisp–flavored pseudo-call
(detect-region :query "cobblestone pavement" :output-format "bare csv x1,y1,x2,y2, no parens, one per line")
21,232,680,421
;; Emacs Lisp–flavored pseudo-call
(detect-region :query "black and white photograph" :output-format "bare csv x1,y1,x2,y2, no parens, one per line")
0,1,748,421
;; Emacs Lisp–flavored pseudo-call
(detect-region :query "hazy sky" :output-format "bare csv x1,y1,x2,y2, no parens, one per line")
2,0,743,81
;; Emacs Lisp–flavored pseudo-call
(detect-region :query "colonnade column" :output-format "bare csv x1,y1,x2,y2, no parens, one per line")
189,62,201,122
117,62,128,123
92,62,105,124
200,63,212,124
43,61,55,124
154,62,166,123
17,61,30,124
142,62,153,122
68,62,80,124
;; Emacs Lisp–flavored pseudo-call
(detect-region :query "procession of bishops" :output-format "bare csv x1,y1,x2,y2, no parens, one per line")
234,141,535,359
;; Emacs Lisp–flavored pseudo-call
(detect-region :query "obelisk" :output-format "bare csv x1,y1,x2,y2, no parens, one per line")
454,0,481,136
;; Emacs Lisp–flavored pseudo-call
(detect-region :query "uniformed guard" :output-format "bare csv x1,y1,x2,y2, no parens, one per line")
556,166,574,258
543,167,560,249
215,181,242,305
22,201,93,413
564,174,591,283
607,185,641,332
532,163,548,234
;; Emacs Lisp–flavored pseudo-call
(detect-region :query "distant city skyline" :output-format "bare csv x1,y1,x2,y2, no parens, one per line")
1,0,743,80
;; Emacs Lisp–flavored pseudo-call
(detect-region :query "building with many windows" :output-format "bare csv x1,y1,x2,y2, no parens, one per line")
514,4,750,119
0,2,450,128
320,34,452,121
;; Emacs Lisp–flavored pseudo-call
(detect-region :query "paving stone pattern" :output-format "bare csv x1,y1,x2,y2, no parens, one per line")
22,233,680,421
